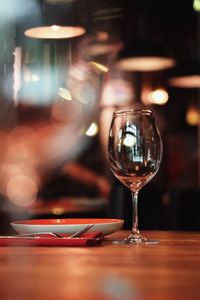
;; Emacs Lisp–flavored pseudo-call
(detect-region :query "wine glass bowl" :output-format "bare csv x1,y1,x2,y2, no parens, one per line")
108,109,162,244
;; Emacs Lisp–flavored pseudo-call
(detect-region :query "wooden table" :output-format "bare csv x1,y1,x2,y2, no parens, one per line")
0,231,199,300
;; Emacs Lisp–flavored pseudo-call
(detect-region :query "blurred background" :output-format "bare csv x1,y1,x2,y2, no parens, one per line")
0,0,199,233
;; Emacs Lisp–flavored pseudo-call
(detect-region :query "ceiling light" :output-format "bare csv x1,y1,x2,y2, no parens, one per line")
115,40,176,72
116,56,175,72
25,25,85,39
168,61,200,88
24,1,86,39
148,89,169,105
169,75,200,88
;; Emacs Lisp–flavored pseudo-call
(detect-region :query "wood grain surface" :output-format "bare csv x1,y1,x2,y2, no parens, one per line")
0,231,199,300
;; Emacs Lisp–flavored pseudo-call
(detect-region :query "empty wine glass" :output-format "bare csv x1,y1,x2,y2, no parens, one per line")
108,109,162,244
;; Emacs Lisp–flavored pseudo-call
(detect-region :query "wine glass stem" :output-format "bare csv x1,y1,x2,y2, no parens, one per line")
131,191,140,236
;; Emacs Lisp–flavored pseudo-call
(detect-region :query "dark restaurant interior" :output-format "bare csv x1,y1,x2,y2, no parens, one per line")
0,0,200,234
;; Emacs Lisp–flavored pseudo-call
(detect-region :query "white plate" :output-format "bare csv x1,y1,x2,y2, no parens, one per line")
11,218,124,236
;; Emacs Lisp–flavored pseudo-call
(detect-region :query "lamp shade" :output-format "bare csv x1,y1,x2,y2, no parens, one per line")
25,25,85,39
115,39,176,72
167,60,200,88
24,0,86,39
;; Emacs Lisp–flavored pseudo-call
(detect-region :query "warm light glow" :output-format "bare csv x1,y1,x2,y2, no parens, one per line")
186,107,200,126
25,26,85,39
115,57,176,71
168,75,200,88
96,31,109,41
148,89,169,105
89,61,109,73
52,207,64,215
6,175,38,207
85,122,98,136
51,25,60,31
193,0,200,11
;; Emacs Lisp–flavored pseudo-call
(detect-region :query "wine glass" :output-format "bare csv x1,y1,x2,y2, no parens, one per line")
108,109,162,244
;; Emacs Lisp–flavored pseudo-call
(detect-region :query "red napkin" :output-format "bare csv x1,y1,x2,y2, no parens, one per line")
0,231,104,247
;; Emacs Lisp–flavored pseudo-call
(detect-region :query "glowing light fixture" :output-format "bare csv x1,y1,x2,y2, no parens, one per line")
116,56,175,72
115,40,176,72
24,0,86,39
169,75,200,88
25,24,85,39
168,61,200,88
186,106,200,125
148,89,169,105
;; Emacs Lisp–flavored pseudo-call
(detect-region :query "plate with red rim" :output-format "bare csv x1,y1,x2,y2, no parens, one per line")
11,218,124,236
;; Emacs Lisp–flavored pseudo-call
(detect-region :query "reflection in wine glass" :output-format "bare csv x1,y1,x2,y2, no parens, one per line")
108,109,162,244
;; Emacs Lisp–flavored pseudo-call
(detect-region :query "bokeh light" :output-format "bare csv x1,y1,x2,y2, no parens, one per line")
6,175,38,207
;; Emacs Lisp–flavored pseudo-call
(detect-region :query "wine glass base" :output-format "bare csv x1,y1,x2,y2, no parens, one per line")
112,234,159,245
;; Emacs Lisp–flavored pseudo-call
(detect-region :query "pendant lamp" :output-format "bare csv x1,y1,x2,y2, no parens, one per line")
115,39,176,72
24,0,86,39
168,60,200,88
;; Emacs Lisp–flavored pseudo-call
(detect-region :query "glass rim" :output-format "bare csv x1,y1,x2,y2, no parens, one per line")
113,109,153,116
